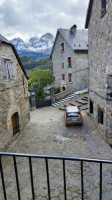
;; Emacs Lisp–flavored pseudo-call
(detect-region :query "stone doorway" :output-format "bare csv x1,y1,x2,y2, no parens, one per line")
12,112,20,135
62,87,66,91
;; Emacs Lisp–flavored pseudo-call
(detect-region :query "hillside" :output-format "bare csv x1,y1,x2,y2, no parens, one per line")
20,56,52,71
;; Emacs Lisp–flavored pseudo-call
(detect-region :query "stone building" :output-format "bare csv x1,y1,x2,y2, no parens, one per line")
0,34,30,150
50,25,88,92
85,0,112,144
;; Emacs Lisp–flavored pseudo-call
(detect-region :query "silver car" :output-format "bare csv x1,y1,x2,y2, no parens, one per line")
65,106,83,126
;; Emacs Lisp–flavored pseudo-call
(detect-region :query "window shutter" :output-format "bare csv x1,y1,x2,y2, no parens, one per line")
2,59,7,80
8,61,15,80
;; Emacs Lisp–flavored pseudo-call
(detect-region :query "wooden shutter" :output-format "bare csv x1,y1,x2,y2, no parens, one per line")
62,62,64,68
8,60,15,79
69,74,72,82
2,59,8,80
62,74,65,80
68,57,72,67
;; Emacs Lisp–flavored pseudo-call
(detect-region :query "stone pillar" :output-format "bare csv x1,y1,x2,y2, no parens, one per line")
30,87,36,110
50,86,55,105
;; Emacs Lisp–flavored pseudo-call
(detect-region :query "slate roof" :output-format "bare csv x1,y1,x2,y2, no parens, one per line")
58,28,88,51
50,28,88,58
0,34,28,79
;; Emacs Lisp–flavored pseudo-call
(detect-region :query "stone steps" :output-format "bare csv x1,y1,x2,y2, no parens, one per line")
52,89,88,107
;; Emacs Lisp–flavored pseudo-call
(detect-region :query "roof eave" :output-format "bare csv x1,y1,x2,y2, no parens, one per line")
49,30,59,59
85,0,94,29
74,49,88,53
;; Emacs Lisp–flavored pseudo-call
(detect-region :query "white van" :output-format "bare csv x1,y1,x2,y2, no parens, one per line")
65,106,83,126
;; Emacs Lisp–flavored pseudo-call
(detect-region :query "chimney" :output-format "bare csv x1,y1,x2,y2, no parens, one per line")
70,24,77,34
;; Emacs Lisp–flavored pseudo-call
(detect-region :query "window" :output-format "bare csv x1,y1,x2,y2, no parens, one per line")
1,58,15,80
62,62,64,68
90,100,94,114
68,74,72,82
61,43,64,51
62,74,65,80
98,107,104,124
68,57,72,67
101,0,106,17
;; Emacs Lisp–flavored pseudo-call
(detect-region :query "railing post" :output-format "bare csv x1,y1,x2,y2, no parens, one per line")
81,161,84,200
29,157,35,200
45,158,51,200
13,156,21,200
100,163,102,200
0,156,7,200
63,159,67,200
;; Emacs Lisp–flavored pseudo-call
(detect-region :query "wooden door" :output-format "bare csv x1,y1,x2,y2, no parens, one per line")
12,113,20,135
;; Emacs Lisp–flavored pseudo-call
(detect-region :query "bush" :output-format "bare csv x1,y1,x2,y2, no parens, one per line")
55,87,61,94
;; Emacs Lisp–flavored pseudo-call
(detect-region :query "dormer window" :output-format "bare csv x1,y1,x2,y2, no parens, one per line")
101,0,106,17
61,43,64,51
1,58,15,81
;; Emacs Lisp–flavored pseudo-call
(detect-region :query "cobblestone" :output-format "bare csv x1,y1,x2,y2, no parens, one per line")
0,106,112,199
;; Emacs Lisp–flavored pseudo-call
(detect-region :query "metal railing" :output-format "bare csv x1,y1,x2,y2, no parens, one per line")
0,152,112,200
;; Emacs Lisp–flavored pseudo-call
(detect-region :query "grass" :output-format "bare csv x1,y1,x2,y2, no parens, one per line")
79,91,88,95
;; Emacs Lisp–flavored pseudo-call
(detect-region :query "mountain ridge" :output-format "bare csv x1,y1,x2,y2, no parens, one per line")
11,33,54,58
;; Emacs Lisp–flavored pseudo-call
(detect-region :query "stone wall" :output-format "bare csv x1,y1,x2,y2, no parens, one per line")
88,0,112,143
52,32,89,92
0,43,30,150
55,88,75,101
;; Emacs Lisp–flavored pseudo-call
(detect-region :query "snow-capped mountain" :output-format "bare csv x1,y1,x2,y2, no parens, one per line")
11,37,28,51
10,33,54,56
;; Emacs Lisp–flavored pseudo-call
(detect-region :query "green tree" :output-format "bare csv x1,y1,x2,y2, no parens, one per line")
28,68,55,100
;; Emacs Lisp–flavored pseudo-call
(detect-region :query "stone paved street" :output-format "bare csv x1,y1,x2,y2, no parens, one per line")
0,106,112,200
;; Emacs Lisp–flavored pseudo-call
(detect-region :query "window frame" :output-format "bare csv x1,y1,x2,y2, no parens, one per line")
61,43,64,52
62,74,65,80
68,57,72,67
68,73,72,83
1,56,15,81
62,61,64,68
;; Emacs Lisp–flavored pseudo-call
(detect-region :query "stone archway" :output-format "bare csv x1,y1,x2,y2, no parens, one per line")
12,112,20,135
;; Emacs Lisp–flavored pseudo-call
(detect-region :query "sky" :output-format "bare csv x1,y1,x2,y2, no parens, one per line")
0,0,89,41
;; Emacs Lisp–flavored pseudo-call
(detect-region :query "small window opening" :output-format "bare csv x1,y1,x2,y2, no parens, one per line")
62,87,66,91
90,100,93,114
98,108,104,124
62,74,65,80
68,74,72,82
62,62,64,68
61,43,64,51
68,57,72,67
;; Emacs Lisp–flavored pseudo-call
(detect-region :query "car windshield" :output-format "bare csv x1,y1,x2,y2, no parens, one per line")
67,112,80,117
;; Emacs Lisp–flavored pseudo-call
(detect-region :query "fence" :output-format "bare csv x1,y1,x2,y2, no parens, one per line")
0,152,112,200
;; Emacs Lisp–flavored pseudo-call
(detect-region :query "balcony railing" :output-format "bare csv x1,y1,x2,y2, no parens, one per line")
0,152,112,200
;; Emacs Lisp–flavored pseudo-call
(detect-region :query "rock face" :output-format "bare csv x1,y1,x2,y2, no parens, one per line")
87,0,112,143
0,39,30,150
10,33,54,55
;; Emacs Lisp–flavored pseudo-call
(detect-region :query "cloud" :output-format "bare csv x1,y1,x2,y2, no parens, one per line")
0,0,89,40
